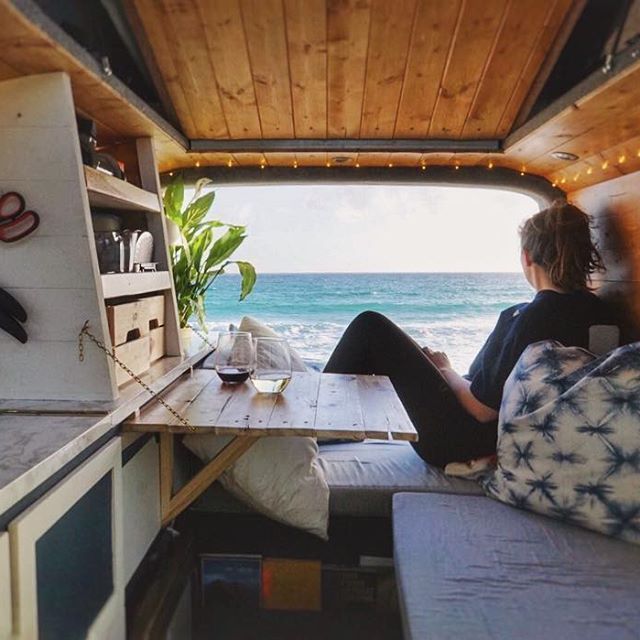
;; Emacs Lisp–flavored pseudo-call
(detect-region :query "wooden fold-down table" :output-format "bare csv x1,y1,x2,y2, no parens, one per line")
124,369,417,525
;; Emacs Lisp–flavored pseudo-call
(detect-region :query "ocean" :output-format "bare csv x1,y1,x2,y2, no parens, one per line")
204,272,533,373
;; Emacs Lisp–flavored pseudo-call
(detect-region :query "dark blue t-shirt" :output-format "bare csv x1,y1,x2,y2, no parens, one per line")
467,289,613,411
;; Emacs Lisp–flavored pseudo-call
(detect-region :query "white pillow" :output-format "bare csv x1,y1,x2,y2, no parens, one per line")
238,315,308,372
184,317,329,539
183,434,329,539
484,340,640,545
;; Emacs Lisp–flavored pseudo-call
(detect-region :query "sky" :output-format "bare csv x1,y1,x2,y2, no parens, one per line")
190,184,539,274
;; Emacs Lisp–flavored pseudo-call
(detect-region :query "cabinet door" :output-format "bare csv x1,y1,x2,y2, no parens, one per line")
122,435,161,583
9,439,124,639
0,532,12,638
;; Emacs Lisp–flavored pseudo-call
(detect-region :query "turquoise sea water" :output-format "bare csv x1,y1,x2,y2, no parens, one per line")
204,272,533,372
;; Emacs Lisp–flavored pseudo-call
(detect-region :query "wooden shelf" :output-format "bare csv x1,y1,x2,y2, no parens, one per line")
101,272,172,299
84,165,161,212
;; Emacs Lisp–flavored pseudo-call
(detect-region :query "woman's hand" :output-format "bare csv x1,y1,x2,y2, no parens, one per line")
423,345,498,423
422,346,453,371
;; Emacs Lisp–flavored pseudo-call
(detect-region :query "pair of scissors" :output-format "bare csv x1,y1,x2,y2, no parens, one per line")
0,191,40,242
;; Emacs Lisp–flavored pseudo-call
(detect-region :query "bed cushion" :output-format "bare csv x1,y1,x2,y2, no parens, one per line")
318,440,482,516
185,440,482,519
393,493,640,640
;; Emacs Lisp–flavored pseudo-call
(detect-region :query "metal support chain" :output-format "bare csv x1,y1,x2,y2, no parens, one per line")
78,321,196,432
185,323,217,351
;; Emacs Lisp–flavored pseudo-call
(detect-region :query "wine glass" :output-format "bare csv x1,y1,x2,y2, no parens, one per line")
250,337,292,393
213,331,253,384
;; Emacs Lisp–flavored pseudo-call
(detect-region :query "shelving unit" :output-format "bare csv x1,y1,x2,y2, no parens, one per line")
84,165,161,212
0,73,182,405
101,272,172,299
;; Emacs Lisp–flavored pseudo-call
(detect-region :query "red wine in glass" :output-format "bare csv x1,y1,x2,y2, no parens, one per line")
216,366,251,384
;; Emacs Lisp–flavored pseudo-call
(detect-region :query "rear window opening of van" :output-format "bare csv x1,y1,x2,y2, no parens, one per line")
197,184,539,372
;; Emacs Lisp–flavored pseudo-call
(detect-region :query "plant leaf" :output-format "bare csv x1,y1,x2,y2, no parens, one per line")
204,228,246,270
234,261,257,301
162,175,184,223
185,191,215,228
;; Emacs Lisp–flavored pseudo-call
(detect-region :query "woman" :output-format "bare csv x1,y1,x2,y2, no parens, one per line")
323,201,613,468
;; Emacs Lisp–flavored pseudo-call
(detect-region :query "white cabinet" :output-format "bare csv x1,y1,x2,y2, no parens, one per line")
9,439,124,639
122,435,161,583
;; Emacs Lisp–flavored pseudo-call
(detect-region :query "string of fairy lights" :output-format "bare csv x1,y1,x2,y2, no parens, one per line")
166,148,640,186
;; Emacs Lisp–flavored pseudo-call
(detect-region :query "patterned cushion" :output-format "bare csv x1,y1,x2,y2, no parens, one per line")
484,340,640,545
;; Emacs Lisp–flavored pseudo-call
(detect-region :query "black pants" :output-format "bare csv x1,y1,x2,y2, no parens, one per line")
323,311,497,468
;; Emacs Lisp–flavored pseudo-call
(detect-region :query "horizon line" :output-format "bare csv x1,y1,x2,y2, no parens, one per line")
219,270,523,275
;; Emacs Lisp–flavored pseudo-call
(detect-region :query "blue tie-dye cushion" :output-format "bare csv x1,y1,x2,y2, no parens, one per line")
483,340,640,544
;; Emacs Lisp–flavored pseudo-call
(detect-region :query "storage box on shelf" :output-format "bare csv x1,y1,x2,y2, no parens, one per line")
0,72,182,405
106,295,167,386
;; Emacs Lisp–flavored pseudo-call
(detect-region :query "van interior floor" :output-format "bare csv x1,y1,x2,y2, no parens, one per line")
127,512,403,639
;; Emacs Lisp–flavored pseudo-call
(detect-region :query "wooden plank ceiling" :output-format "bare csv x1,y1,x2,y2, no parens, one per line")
130,0,575,144
1,0,640,194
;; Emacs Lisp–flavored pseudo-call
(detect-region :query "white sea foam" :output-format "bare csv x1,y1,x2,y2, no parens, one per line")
207,315,497,373
204,273,532,374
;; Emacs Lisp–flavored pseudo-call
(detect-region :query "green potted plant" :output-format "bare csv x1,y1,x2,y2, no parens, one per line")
162,175,256,345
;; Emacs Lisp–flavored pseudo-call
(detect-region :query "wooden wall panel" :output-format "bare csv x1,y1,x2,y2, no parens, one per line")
128,0,196,136
500,0,581,135
196,0,262,138
360,0,416,137
295,151,328,167
507,60,640,180
462,0,551,138
157,0,228,138
571,169,640,341
327,0,371,138
241,0,295,138
285,0,327,138
394,0,461,137
429,0,508,137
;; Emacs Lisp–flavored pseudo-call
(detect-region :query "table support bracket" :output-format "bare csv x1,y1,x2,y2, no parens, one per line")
159,433,260,526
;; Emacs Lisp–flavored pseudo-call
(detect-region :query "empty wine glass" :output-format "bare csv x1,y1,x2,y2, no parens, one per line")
213,331,253,384
250,337,292,393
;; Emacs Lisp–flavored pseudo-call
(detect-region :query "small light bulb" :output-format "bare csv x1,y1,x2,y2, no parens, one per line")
636,149,640,158
227,160,232,168
488,162,494,169
455,164,460,170
260,163,265,170
551,182,557,188
326,162,331,168
618,154,626,164
195,160,200,167
561,177,567,184
355,163,360,168
586,167,593,175
169,172,174,176
520,171,525,176
602,161,609,170
573,173,580,181
421,165,426,171
293,161,298,168
388,163,393,168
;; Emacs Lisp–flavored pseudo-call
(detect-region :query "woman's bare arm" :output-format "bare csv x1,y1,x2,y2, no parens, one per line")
423,348,498,423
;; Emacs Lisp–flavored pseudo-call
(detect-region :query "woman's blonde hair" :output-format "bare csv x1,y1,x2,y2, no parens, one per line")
520,201,604,291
